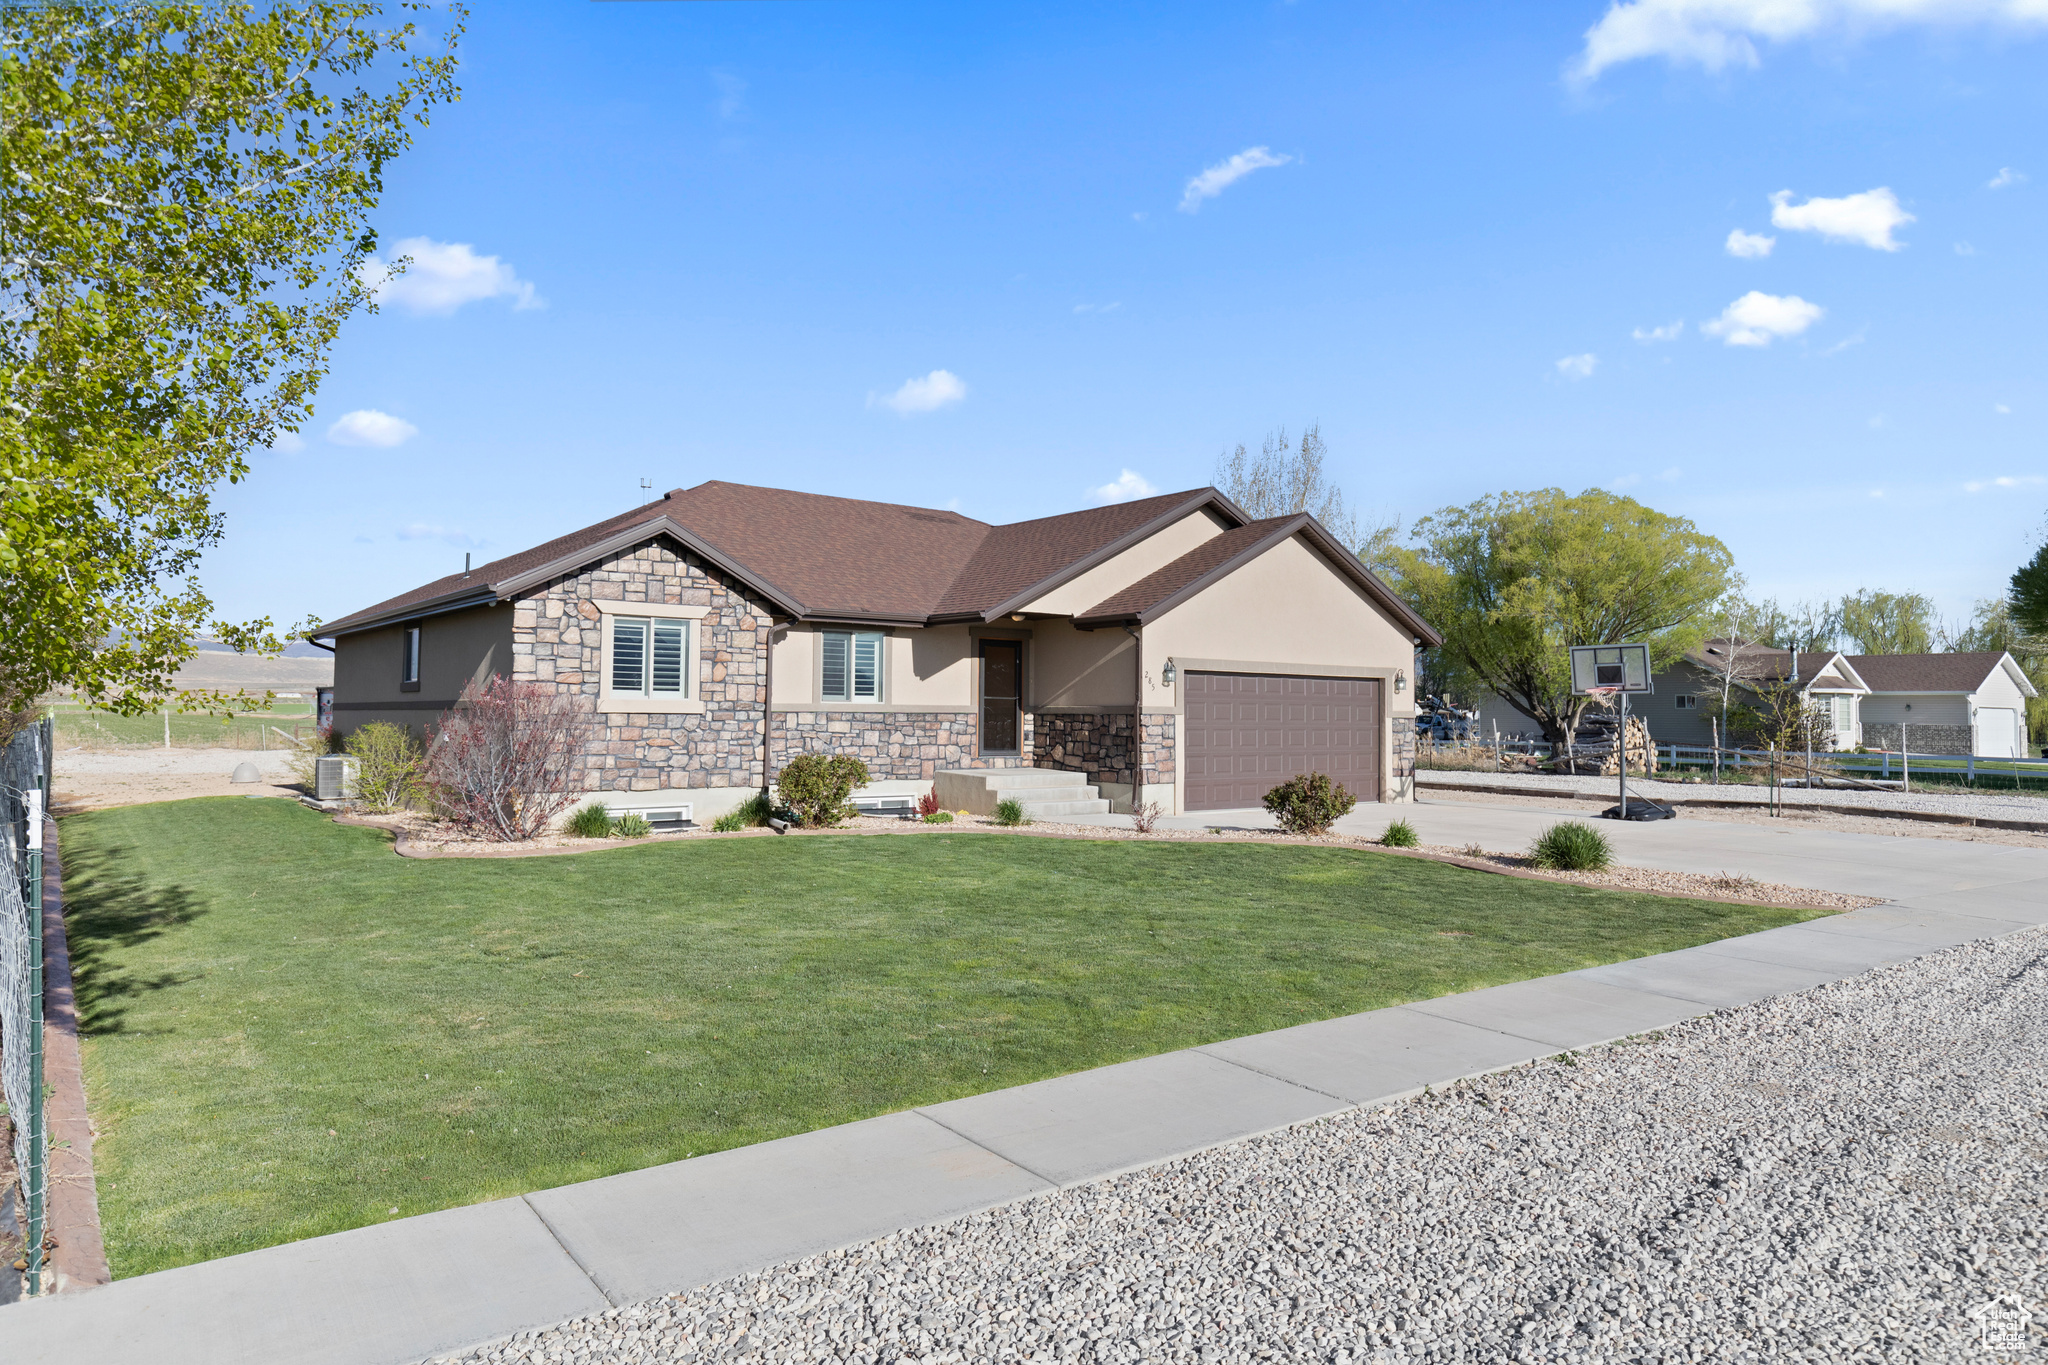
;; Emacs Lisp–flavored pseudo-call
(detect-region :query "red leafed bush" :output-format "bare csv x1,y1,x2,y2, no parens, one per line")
915,785,943,817
426,678,590,842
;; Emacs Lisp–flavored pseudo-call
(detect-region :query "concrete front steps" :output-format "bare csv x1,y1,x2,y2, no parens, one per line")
933,766,1112,819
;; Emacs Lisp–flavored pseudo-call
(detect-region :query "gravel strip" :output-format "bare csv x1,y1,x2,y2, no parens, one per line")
1412,844,1878,911
433,929,2048,1365
1420,769,2048,823
364,811,1868,907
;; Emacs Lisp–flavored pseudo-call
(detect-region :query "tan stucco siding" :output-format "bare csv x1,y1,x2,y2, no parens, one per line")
770,625,975,707
1141,536,1419,712
1018,508,1229,617
330,603,513,736
1033,618,1135,708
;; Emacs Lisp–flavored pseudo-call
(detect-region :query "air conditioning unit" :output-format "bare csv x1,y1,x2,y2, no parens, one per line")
315,755,358,802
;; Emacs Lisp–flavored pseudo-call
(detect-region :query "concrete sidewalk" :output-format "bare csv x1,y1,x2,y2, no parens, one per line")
6,800,2046,1365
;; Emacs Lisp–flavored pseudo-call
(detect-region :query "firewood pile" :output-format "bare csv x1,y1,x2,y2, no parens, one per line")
1551,711,1658,776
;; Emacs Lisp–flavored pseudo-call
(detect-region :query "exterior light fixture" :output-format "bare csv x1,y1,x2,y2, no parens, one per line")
1395,670,1407,694
1010,613,1026,622
1161,660,1177,686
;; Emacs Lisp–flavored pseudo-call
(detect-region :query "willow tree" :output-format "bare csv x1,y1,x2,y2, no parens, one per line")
1384,489,1734,743
0,2,463,734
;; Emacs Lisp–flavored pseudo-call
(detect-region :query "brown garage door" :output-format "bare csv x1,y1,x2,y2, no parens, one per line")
1183,673,1382,811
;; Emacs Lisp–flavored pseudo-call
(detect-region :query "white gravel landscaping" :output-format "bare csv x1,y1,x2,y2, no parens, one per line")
436,928,2048,1365
1419,769,2048,824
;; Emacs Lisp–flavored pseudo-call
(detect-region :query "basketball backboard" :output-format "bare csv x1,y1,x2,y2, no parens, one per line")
1569,643,1652,694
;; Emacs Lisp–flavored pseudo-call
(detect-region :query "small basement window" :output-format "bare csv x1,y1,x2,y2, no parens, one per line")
821,630,884,703
643,808,693,830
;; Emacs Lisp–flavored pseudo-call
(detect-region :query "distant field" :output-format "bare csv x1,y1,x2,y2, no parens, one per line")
54,702,317,751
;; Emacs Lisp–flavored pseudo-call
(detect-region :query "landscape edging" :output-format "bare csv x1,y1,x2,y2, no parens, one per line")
327,811,1838,913
36,815,112,1293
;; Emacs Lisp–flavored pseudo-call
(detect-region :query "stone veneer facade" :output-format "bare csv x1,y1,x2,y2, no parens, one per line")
1033,711,1177,791
1391,715,1416,794
1858,721,1973,756
771,711,1036,782
513,539,772,794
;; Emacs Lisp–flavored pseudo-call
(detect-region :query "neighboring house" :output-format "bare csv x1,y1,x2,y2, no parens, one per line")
1470,644,1869,752
1844,651,2037,758
1468,642,2037,756
312,481,1442,820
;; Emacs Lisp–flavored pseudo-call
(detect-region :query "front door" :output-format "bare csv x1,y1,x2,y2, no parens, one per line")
980,641,1022,754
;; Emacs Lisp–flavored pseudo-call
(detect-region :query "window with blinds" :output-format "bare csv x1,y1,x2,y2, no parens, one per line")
821,630,884,702
610,617,687,698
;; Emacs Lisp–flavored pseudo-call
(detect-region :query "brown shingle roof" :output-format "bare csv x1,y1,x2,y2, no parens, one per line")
1688,642,1856,687
315,481,1250,638
1074,517,1300,623
929,491,1212,617
1843,652,2010,694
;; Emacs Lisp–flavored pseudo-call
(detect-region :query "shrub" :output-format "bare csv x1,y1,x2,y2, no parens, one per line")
776,753,871,828
922,810,954,824
915,786,943,817
613,812,653,839
992,798,1030,827
344,722,426,813
1529,821,1613,872
426,677,591,842
283,725,340,790
711,792,772,833
1131,800,1164,834
565,802,615,838
1379,818,1418,848
1262,771,1356,836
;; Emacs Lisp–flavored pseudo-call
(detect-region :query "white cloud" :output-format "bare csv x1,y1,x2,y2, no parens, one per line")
1701,291,1824,347
396,522,481,548
1820,327,1867,356
1769,188,1914,251
1073,301,1123,314
1178,146,1293,213
1989,166,2027,189
1955,241,1978,255
267,430,305,453
1091,469,1161,505
870,369,967,415
1571,0,2048,83
712,70,747,120
1996,403,2013,414
1965,475,2046,492
1609,472,1643,489
1724,228,1775,258
1868,414,1885,429
358,237,543,315
1555,352,1599,379
327,409,419,447
1633,320,1684,343
1658,467,1682,481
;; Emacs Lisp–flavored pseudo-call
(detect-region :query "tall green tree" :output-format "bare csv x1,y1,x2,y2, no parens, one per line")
2011,541,2048,638
1384,489,1734,743
0,2,462,733
1837,588,1935,655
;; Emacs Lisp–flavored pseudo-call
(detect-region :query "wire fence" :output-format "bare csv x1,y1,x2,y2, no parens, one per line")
1,716,52,1297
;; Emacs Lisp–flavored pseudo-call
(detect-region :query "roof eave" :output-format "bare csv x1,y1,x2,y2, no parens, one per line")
312,586,504,641
493,516,810,618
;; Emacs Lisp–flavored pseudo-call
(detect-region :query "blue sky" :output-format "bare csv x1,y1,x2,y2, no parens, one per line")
211,0,2048,634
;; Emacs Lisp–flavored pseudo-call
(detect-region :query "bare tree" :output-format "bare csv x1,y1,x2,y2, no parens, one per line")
426,678,591,842
1215,423,1357,547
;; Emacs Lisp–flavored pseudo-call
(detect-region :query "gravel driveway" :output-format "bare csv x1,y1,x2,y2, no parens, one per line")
1420,769,2048,824
440,929,2048,1365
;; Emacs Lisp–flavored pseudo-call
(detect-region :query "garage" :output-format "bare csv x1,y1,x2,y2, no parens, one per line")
1182,672,1382,811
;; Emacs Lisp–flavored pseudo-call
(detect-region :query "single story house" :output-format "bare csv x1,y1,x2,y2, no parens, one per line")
312,480,1442,821
1468,642,2035,756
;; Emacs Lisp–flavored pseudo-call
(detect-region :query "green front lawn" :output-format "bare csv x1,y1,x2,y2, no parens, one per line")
64,798,1826,1277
